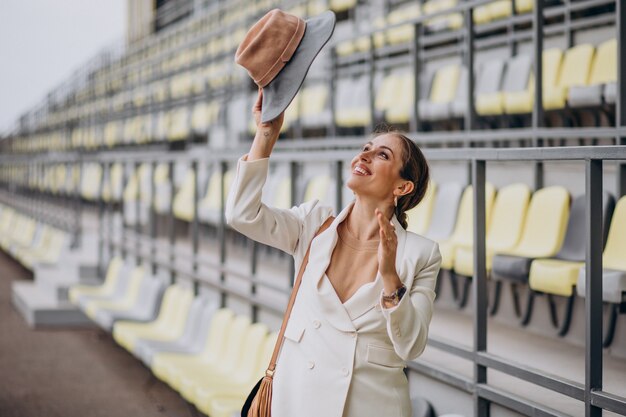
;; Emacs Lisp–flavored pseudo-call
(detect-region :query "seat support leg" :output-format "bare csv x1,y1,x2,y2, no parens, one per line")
489,280,502,316
557,294,576,337
510,283,522,318
456,276,472,309
520,290,536,326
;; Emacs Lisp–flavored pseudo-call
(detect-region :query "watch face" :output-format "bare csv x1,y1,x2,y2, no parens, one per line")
397,285,407,299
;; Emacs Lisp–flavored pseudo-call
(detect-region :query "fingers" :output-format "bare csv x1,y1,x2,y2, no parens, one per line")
253,88,263,113
375,208,396,244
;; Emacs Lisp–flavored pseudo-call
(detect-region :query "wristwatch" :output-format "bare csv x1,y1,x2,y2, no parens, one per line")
382,285,407,306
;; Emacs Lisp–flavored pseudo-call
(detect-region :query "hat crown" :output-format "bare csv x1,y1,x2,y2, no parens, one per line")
235,9,306,87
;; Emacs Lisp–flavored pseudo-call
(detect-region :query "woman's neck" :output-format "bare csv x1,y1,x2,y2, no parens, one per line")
345,197,394,241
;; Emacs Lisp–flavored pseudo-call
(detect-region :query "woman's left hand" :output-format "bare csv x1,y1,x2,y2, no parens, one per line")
375,208,398,278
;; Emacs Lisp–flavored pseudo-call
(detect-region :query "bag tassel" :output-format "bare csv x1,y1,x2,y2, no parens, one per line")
248,370,274,417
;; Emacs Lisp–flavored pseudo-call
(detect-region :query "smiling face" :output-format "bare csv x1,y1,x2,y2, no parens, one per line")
346,133,412,202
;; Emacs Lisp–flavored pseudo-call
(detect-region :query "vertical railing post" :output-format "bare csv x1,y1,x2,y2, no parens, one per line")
472,159,489,417
135,160,141,266
289,160,299,286
72,155,82,250
585,158,603,417
464,3,475,132
97,161,107,279
192,159,200,295
168,160,176,284
150,161,158,275
218,159,227,307
335,160,344,214
329,49,338,137
616,0,626,196
532,0,545,184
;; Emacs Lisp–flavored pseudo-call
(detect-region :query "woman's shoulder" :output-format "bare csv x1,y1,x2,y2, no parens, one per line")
404,230,440,259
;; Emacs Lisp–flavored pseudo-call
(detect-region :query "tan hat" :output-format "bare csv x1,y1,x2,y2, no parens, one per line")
235,9,336,123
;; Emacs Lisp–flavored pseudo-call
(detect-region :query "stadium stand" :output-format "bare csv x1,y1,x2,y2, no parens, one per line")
1,0,625,416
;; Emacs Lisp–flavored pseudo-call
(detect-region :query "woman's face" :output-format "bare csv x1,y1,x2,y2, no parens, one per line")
346,134,407,201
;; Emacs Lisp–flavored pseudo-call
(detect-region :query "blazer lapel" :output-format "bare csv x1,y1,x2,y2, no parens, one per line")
303,201,409,333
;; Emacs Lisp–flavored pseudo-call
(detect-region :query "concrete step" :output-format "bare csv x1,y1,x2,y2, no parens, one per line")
34,266,101,302
11,281,93,328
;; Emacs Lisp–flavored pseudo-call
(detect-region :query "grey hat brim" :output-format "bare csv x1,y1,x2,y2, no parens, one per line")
261,10,336,123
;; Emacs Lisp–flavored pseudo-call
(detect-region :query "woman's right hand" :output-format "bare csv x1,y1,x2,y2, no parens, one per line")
253,88,284,144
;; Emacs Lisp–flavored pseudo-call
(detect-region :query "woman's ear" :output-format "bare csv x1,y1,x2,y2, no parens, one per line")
398,181,414,197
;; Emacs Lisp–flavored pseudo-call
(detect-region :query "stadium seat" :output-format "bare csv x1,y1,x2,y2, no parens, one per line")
568,38,617,107
437,183,496,271
135,295,219,366
475,59,507,116
69,256,124,305
406,181,437,236
167,107,190,141
83,264,145,319
411,395,436,417
577,195,626,346
478,55,532,116
153,163,172,215
491,186,570,316
151,308,235,388
198,168,234,225
453,183,531,278
113,284,195,353
177,315,254,401
191,100,221,135
527,193,614,332
335,74,373,128
474,0,534,25
424,182,464,242
93,272,166,332
419,64,461,121
329,0,356,13
385,72,419,124
194,330,278,417
302,173,332,208
504,48,563,114
423,0,463,33
385,3,421,45
173,168,196,222
300,83,331,129
544,44,595,110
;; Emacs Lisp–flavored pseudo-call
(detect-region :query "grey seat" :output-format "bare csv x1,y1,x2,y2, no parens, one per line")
424,182,464,241
474,58,506,114
135,293,219,366
76,262,133,310
449,66,469,118
411,396,435,417
568,84,603,107
501,54,532,100
604,82,616,104
94,273,166,332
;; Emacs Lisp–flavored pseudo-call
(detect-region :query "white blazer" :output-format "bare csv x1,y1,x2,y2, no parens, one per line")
225,154,442,417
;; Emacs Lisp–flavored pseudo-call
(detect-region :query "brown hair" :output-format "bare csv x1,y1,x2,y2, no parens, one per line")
373,125,430,230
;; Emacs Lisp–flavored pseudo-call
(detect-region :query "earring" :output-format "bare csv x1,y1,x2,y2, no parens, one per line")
393,195,398,207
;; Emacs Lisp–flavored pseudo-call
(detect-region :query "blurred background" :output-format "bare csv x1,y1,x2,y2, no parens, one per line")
0,1,625,417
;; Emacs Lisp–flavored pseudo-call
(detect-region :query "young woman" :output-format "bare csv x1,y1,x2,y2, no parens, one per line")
225,90,442,417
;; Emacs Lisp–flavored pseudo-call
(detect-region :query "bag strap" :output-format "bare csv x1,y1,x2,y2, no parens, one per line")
265,215,335,377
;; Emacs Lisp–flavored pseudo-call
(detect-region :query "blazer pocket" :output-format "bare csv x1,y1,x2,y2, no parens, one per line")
366,344,405,368
284,319,306,343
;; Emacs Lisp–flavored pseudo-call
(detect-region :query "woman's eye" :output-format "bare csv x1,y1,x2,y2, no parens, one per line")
379,152,388,159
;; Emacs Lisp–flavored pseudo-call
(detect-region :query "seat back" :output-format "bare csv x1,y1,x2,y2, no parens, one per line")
406,181,437,236
558,44,595,90
429,64,460,104
217,315,252,373
503,55,532,93
201,308,236,361
253,332,279,379
541,48,564,92
173,168,195,221
235,323,270,382
386,72,415,123
426,182,464,241
513,186,570,257
163,286,195,336
487,183,530,253
303,174,331,204
449,183,496,247
300,84,329,122
603,196,626,271
476,59,505,96
555,193,614,262
589,38,616,86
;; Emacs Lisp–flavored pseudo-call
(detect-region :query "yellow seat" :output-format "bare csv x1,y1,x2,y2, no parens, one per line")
329,0,356,12
493,185,570,274
16,226,68,269
529,259,584,297
173,169,196,222
386,73,415,124
151,309,235,387
167,107,191,141
474,0,534,25
69,256,124,304
386,3,421,45
303,174,331,204
113,285,194,352
406,181,437,236
195,332,278,416
300,84,330,128
438,183,496,270
198,169,234,224
504,48,563,114
190,323,269,407
454,183,531,277
544,44,594,110
84,265,145,319
191,101,220,134
153,163,171,214
177,315,252,401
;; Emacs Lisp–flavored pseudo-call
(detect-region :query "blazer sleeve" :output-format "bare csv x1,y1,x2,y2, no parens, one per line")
378,241,442,361
224,153,329,256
